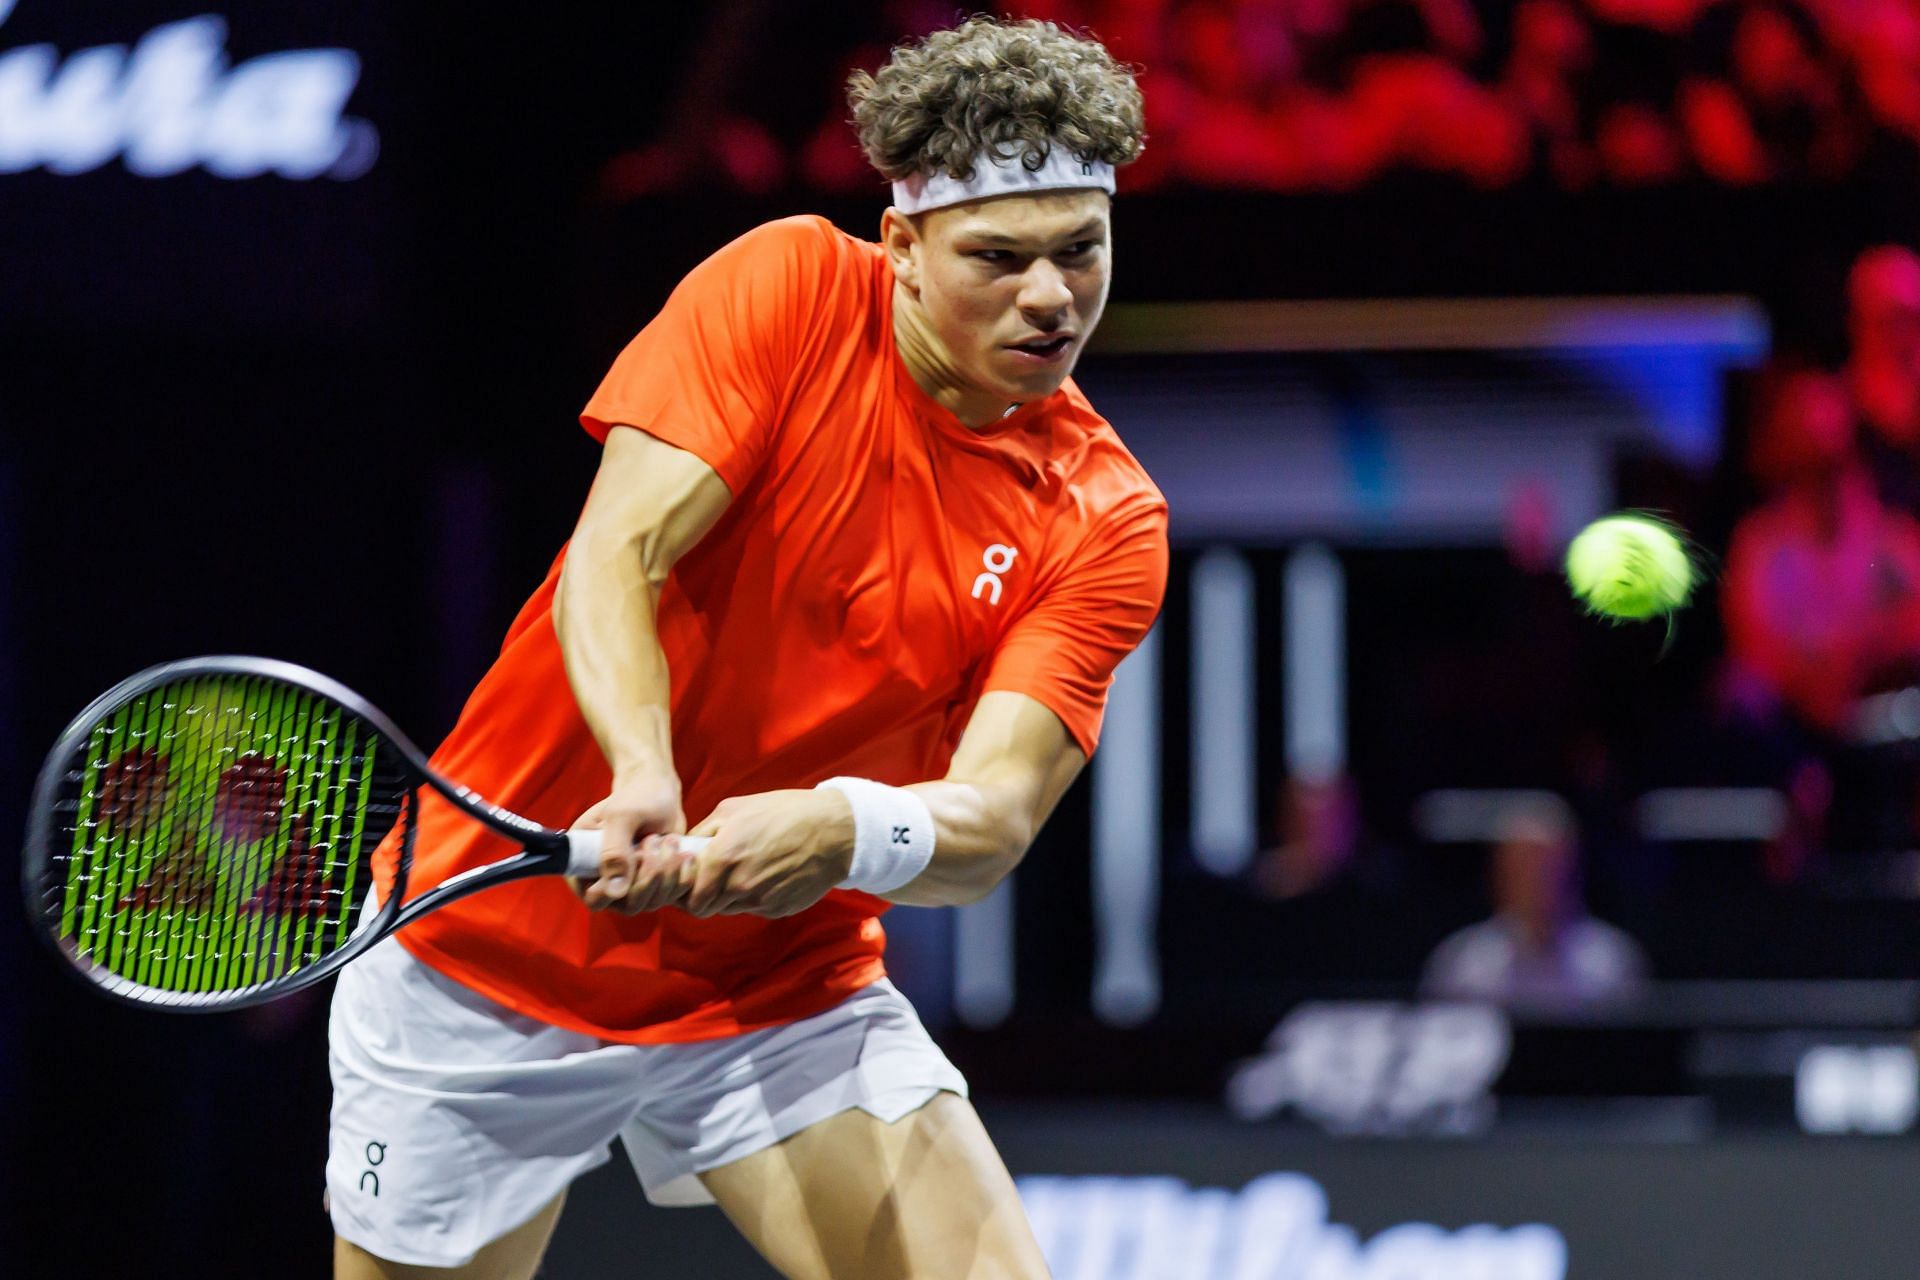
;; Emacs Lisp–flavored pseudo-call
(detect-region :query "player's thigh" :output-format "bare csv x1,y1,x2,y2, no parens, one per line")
698,1093,1049,1280
333,1191,566,1280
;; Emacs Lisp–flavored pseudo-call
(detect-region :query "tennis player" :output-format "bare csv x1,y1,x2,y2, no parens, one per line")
328,17,1166,1279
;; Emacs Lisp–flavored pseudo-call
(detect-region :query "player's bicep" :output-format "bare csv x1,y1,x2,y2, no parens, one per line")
574,424,734,581
945,690,1087,839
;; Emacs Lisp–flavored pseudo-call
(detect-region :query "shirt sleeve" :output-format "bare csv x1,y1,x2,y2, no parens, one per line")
981,496,1170,756
580,216,842,495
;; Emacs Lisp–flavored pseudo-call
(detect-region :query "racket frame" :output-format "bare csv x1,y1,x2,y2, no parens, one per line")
23,655,582,1011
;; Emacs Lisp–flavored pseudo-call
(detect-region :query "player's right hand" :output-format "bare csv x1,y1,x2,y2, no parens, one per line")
571,771,688,913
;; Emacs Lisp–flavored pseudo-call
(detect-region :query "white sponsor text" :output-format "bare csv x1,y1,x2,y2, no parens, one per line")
0,4,376,178
1020,1172,1567,1280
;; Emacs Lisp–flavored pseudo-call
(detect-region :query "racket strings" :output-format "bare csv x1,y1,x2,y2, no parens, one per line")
38,676,412,1002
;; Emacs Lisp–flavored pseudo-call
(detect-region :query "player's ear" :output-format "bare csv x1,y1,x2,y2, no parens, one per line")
881,207,923,296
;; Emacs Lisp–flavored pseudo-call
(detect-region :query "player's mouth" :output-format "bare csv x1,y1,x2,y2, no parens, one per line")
1005,333,1075,365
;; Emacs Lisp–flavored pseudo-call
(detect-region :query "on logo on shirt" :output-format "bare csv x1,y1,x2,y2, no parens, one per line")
971,544,1018,606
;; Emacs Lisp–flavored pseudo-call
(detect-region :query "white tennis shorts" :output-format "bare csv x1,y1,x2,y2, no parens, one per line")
325,929,969,1268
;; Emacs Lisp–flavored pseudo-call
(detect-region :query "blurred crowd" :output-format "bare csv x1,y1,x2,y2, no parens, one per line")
1715,243,1920,879
1037,0,1920,190
605,0,1920,198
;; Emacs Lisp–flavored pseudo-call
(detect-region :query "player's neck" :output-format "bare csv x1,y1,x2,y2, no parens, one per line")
892,283,1018,429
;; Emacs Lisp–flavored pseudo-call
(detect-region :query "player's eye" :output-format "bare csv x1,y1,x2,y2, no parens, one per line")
969,249,1014,263
1057,241,1099,262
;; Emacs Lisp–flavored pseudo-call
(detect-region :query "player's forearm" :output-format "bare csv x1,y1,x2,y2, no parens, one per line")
554,532,676,779
877,698,1083,907
884,778,1035,906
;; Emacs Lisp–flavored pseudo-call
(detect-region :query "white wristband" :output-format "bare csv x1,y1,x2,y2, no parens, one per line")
816,776,936,895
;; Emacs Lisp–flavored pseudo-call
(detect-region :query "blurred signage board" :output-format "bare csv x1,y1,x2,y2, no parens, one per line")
1797,1044,1919,1135
0,1,392,333
1020,1172,1563,1280
0,1,376,179
985,1108,1920,1280
1226,1002,1510,1137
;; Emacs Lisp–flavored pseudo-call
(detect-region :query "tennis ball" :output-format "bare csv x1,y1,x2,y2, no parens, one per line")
1565,514,1695,620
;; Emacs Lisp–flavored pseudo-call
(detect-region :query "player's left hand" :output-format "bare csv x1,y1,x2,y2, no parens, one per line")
681,789,856,918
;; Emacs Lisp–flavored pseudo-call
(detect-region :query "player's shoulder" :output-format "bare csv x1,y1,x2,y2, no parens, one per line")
682,215,878,332
1045,381,1168,519
713,214,872,277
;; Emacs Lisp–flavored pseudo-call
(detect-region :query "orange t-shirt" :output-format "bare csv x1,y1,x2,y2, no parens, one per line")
390,215,1168,1043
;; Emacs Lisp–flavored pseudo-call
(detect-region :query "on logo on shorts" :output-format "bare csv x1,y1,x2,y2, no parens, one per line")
359,1140,386,1195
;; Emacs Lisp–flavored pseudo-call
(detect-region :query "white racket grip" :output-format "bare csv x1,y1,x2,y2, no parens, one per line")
565,829,711,878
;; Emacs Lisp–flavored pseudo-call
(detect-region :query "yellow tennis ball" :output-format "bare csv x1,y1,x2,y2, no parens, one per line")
1565,515,1695,620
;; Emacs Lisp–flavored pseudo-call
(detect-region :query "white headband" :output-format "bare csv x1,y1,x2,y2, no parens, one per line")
891,146,1115,214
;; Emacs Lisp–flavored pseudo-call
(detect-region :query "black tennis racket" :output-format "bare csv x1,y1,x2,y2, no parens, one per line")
22,655,706,1012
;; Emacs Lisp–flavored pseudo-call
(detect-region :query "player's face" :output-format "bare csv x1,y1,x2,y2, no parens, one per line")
912,190,1112,404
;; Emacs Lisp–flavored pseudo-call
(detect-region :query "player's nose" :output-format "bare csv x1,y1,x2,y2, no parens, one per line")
1016,258,1072,318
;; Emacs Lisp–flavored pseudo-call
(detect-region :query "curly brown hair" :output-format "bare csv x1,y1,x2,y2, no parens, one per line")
847,16,1145,184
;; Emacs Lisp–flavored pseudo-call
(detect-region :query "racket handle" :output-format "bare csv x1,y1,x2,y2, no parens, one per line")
565,829,712,878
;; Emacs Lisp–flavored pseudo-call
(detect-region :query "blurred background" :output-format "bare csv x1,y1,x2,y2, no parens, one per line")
12,1,1920,1276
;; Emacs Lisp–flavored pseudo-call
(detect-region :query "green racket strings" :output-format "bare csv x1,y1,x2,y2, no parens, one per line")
47,678,394,997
